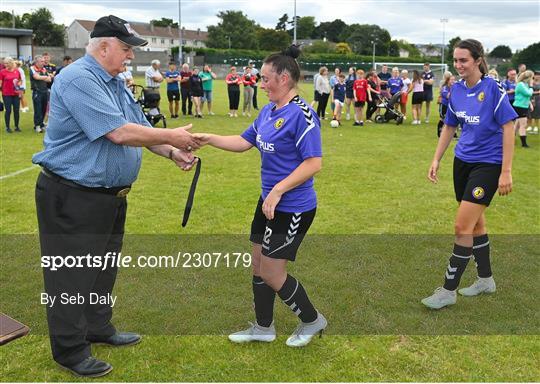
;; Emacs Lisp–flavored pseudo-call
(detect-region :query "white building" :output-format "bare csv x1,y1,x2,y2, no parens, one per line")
0,28,33,59
67,19,208,52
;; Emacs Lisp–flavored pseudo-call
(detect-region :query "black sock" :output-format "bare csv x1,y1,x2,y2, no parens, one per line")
252,275,275,327
473,234,492,278
443,244,472,291
520,135,528,146
277,274,317,323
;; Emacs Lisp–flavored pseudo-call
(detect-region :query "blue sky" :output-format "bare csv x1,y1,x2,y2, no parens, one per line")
5,0,540,51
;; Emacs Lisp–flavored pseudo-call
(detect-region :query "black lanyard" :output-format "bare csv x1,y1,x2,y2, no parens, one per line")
182,157,201,227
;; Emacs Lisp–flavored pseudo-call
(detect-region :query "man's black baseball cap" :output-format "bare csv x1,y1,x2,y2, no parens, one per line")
90,15,148,47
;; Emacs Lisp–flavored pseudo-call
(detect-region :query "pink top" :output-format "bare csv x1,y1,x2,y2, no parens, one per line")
412,79,424,93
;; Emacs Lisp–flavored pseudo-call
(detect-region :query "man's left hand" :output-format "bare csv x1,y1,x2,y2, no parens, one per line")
171,149,197,171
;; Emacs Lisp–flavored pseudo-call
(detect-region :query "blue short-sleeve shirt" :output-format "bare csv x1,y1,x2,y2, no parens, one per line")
32,55,151,187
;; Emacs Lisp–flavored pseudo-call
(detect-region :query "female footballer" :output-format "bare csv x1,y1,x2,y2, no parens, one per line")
195,46,327,346
422,39,517,309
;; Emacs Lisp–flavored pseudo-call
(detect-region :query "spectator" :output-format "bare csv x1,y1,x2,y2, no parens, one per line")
315,66,331,120
42,52,56,89
518,63,527,75
0,57,22,132
189,66,203,118
332,73,346,125
225,66,242,117
411,70,424,125
145,59,163,89
329,67,341,113
249,60,260,110
421,63,434,123
387,67,403,96
527,72,540,134
242,66,256,117
488,68,499,80
15,60,29,113
377,64,391,99
437,71,455,137
55,56,73,76
400,69,412,118
513,70,534,148
502,69,517,107
199,64,217,115
180,63,193,115
118,63,134,87
165,62,181,118
353,69,368,126
344,67,356,120
366,70,381,122
30,55,52,133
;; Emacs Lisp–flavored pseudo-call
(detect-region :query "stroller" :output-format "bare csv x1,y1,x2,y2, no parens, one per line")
374,91,404,125
130,85,167,128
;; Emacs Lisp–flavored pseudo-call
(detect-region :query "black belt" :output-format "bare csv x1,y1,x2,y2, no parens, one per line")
182,157,201,227
41,168,131,197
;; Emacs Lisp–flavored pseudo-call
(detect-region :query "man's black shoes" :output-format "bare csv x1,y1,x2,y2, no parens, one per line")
58,356,112,378
87,332,141,346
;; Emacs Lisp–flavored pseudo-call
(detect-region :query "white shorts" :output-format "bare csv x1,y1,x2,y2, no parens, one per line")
334,99,344,107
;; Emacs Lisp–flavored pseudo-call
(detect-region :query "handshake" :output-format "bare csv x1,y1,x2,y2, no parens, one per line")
166,124,213,171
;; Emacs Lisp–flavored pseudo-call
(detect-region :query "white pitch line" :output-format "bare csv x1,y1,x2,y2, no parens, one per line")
0,165,39,181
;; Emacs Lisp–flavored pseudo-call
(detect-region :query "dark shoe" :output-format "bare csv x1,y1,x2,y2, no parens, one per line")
58,356,112,378
522,144,530,148
6,128,12,133
87,332,141,346
353,122,360,126
14,127,21,132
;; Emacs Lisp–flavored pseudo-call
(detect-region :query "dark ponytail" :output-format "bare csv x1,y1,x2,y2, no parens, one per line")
455,39,488,75
263,44,302,86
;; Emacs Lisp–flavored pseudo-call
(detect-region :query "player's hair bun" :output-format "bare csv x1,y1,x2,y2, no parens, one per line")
282,45,301,59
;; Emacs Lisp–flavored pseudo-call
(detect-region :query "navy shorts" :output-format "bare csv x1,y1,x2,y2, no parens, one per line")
453,157,501,206
250,197,316,261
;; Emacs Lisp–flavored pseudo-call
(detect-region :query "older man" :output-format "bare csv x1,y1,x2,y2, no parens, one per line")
145,59,163,89
29,55,52,133
180,63,193,115
32,15,200,378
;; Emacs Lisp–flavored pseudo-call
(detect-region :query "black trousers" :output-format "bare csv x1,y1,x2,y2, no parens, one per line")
252,86,258,109
366,100,378,120
35,173,127,366
32,90,48,127
228,87,240,110
181,88,192,115
317,93,330,118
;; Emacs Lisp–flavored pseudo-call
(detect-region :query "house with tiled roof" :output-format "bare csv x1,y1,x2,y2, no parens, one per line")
67,19,208,52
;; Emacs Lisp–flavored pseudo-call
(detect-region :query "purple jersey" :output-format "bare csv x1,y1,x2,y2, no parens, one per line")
501,79,516,102
440,85,451,106
241,96,322,212
445,76,517,164
388,77,403,95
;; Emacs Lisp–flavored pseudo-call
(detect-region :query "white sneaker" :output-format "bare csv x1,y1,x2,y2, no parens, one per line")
458,276,496,297
228,321,276,343
424,118,430,123
34,126,43,133
526,126,533,133
247,112,251,117
209,111,215,115
533,127,539,134
421,287,456,309
346,113,350,120
286,312,327,347
242,112,246,116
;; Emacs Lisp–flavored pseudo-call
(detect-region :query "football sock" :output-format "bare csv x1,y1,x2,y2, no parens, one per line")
443,244,472,291
473,234,492,278
277,274,317,323
520,135,528,147
252,275,275,327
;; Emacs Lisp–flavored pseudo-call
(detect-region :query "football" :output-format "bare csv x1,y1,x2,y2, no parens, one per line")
330,119,339,128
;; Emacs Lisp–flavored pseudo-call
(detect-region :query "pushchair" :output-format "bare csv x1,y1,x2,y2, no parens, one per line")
130,84,167,128
374,91,404,125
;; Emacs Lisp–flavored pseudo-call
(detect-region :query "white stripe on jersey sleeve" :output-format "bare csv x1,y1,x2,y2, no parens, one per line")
493,78,508,114
291,97,317,147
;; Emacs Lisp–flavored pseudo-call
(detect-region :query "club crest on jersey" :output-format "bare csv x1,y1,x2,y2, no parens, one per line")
477,91,485,102
472,187,485,199
274,118,285,129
